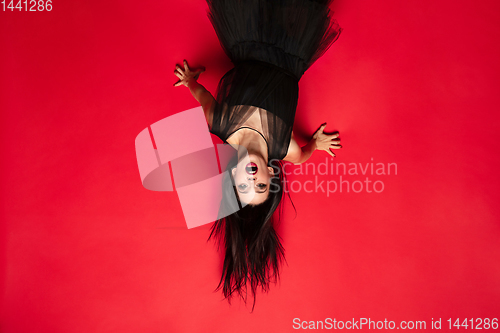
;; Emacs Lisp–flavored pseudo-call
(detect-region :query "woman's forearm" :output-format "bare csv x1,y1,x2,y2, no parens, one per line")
298,139,317,164
187,78,214,108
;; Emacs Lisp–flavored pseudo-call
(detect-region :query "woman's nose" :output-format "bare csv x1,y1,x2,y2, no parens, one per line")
247,176,256,181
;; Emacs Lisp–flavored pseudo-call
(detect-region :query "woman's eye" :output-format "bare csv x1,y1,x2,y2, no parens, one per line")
238,184,248,190
257,183,266,189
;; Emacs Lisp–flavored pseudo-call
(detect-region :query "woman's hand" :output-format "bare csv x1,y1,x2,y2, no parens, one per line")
313,123,341,157
173,59,205,87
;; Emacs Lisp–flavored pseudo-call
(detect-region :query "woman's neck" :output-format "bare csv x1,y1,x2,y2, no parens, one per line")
229,129,268,163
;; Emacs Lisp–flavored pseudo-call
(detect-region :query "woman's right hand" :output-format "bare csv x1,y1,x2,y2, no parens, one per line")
173,59,205,87
313,123,342,157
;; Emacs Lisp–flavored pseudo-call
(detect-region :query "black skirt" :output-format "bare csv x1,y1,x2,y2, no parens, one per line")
207,0,342,161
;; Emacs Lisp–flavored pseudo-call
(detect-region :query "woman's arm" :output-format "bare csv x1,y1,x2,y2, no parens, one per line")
185,78,215,128
174,60,216,128
283,123,341,165
283,132,315,165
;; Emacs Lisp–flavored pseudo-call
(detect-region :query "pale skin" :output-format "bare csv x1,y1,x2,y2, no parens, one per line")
174,60,342,204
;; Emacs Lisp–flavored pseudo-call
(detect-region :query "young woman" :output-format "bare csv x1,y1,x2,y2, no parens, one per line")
173,0,342,309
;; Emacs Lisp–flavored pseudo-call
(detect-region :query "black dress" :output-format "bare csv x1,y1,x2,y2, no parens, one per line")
207,0,342,161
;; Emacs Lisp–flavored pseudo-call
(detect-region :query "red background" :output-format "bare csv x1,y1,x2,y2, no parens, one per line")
1,0,499,332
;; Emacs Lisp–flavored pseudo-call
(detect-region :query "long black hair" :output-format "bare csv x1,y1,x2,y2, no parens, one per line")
208,155,291,310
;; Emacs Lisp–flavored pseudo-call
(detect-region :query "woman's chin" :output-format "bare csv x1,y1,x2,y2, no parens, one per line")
248,153,267,165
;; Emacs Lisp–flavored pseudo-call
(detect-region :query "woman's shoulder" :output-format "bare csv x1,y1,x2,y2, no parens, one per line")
282,132,302,164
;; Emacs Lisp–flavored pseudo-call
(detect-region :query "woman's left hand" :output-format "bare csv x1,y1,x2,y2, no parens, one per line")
313,123,342,157
173,59,205,87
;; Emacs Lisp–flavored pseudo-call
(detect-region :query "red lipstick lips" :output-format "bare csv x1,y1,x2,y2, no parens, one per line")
245,162,258,174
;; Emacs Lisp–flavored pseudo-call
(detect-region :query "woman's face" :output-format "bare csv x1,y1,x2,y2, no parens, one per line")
232,154,273,205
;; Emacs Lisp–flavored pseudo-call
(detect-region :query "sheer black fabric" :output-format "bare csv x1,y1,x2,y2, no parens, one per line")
206,0,342,161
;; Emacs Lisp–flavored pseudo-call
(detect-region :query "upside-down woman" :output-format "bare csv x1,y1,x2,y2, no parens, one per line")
173,0,343,310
